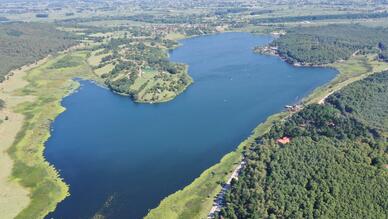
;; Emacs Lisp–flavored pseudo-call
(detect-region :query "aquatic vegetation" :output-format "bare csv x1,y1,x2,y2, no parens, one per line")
8,51,95,218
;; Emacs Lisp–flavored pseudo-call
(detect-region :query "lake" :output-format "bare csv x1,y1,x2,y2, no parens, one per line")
45,32,337,219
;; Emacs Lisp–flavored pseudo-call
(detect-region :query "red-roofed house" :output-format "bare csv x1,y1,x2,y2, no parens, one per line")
276,137,291,144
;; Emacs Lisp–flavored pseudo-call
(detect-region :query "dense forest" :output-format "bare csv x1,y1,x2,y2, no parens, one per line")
0,22,77,82
217,72,388,219
268,24,388,65
327,72,388,133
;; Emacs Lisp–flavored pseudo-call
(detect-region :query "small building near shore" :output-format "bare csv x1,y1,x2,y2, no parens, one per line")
285,104,302,112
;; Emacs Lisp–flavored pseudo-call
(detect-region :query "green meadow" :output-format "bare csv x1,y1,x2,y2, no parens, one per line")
8,51,97,219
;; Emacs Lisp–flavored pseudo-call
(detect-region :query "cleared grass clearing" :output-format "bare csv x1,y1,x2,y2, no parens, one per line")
135,70,192,103
87,50,112,67
94,63,114,77
165,32,187,40
130,70,155,91
7,51,96,219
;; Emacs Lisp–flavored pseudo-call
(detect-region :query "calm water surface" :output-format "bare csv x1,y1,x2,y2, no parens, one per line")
45,32,336,219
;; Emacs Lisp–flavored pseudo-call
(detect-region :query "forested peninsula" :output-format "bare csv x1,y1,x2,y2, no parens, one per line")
256,25,388,66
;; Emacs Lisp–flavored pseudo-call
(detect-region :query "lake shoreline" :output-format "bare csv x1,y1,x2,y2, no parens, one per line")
142,33,335,219
2,32,368,219
1,47,99,218
0,50,76,218
145,39,388,219
0,55,52,219
254,45,328,68
0,33,196,218
46,33,331,216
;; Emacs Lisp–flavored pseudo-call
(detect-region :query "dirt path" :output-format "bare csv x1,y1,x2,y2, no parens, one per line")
318,91,334,105
208,159,246,218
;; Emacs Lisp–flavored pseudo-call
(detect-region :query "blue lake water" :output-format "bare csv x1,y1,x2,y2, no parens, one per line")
45,32,337,219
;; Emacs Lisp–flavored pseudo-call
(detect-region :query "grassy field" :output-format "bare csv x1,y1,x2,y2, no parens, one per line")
94,63,115,77
7,51,96,219
87,49,112,67
146,53,388,219
87,49,115,77
165,32,187,40
0,57,45,219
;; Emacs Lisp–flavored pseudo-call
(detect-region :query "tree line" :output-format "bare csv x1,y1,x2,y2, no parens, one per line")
269,24,388,65
0,22,77,82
